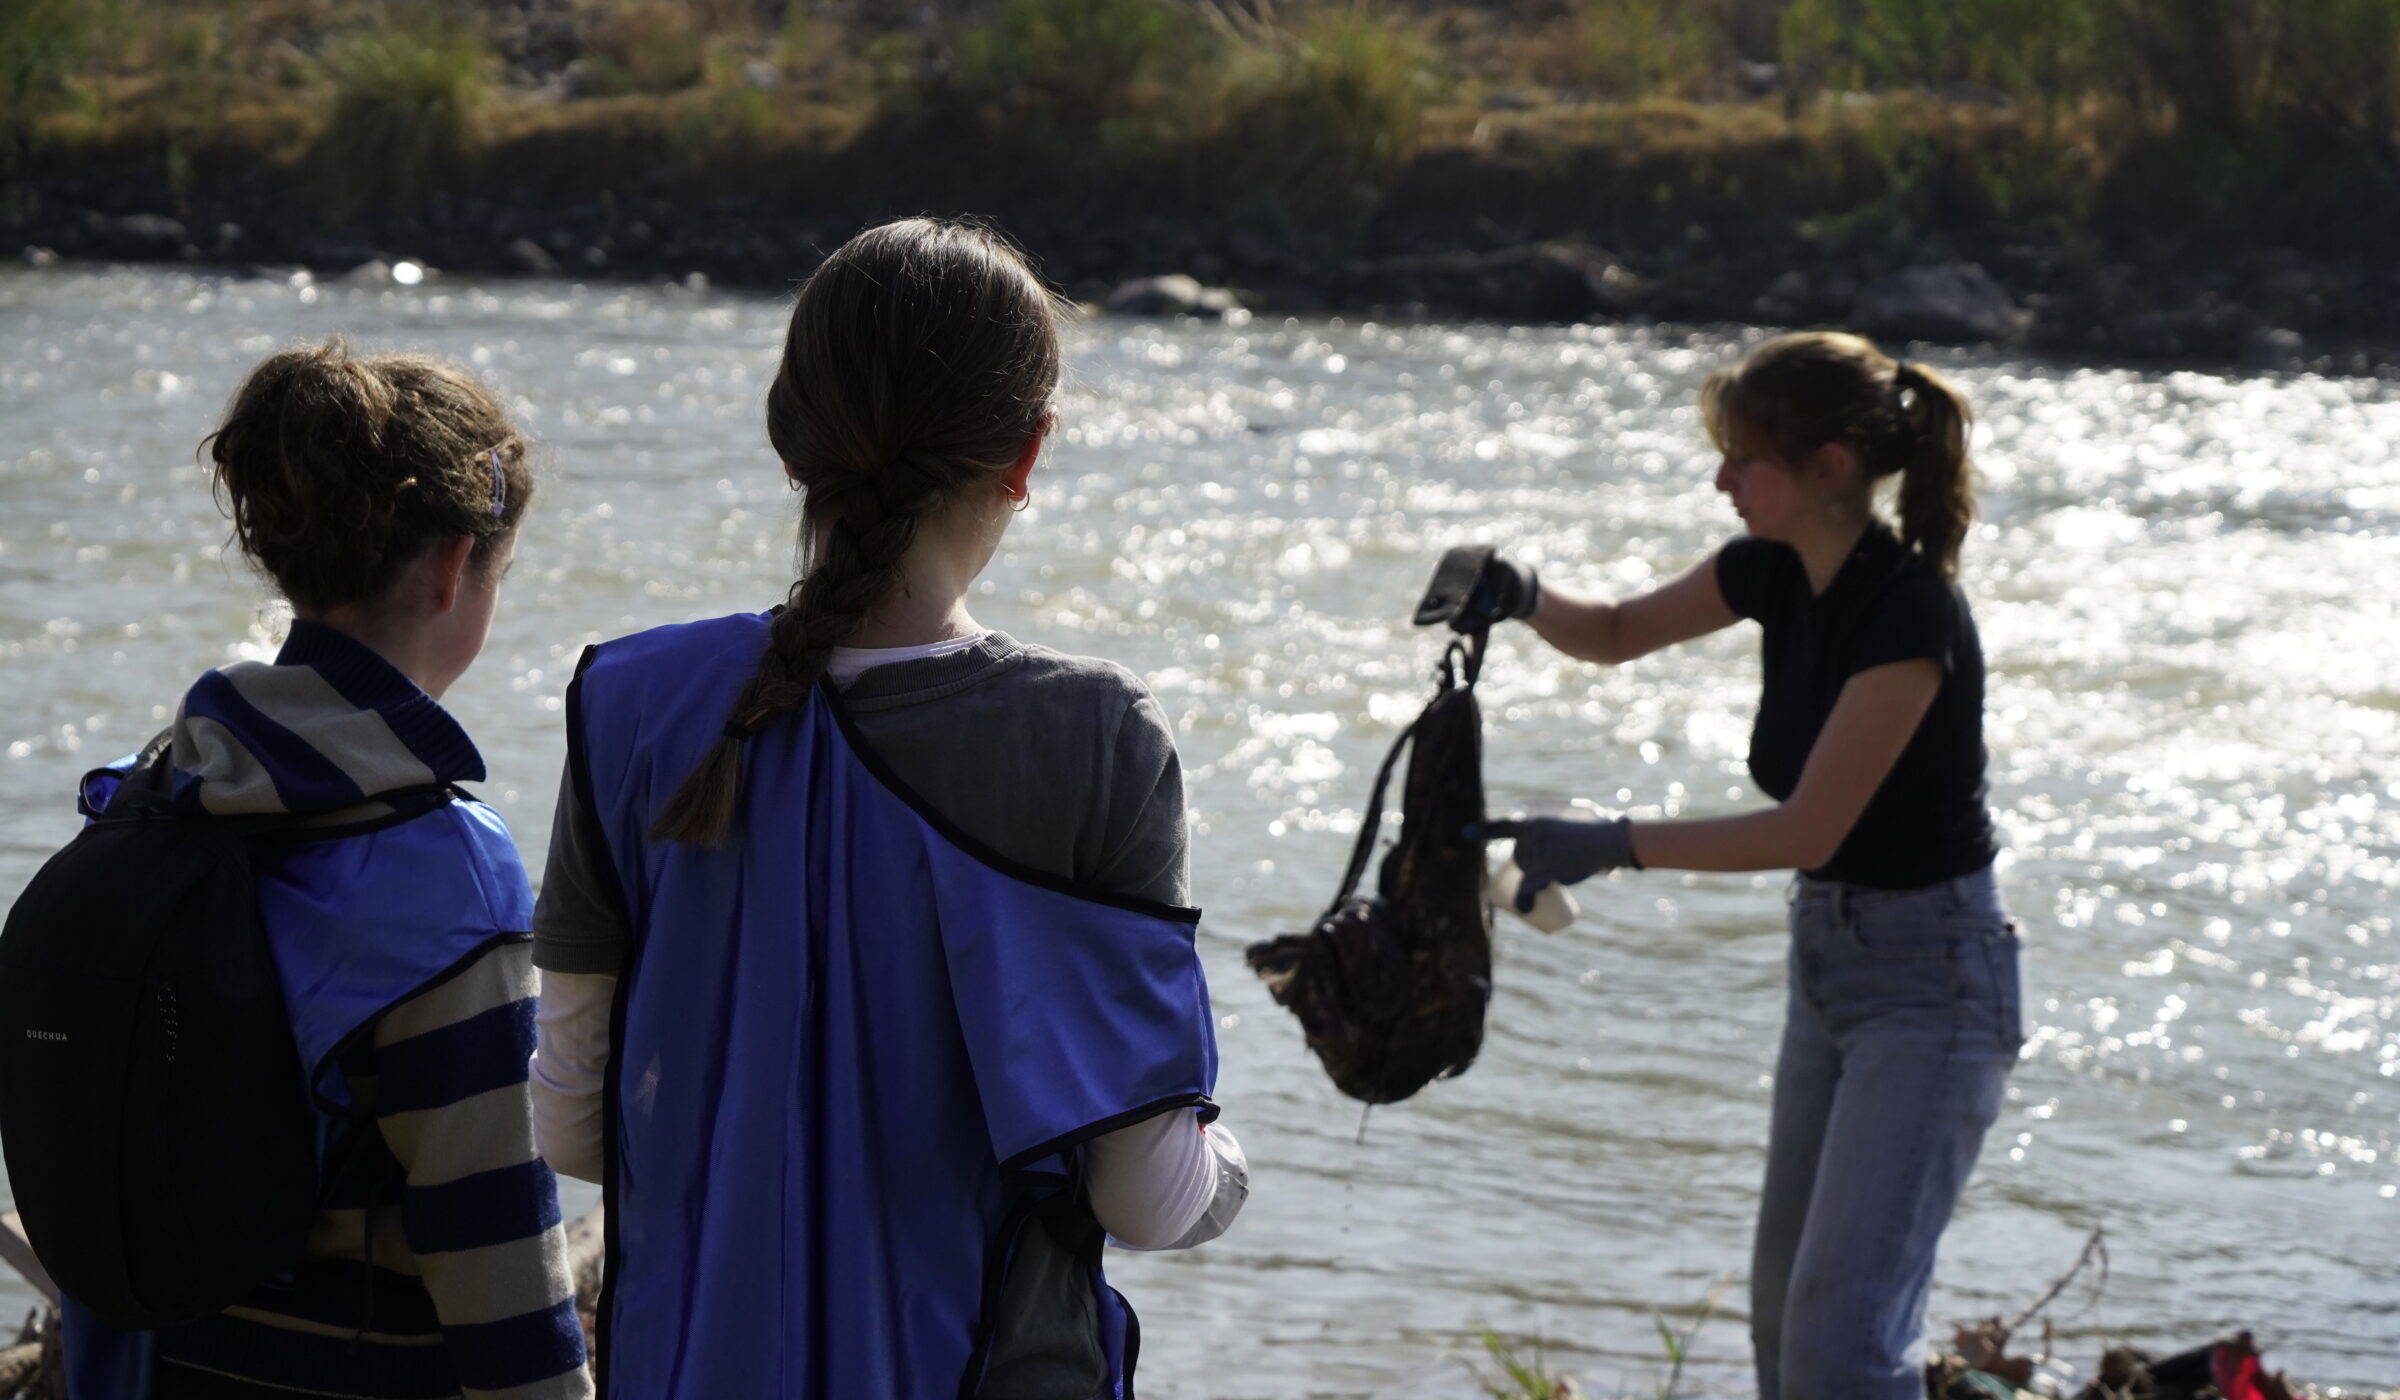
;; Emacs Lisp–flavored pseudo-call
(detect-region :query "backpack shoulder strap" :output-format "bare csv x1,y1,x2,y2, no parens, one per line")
79,751,463,844
1326,634,1485,911
250,783,467,847
1329,714,1422,911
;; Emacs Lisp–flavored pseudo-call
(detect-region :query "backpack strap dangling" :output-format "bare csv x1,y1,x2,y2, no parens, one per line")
1327,714,1422,913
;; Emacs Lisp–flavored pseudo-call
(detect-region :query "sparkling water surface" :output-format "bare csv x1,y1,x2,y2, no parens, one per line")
1,267,2395,1395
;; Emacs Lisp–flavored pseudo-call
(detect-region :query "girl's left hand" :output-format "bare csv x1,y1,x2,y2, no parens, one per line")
1469,813,1640,911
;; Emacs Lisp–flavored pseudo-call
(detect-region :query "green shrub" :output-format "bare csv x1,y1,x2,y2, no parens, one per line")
1779,0,2101,104
314,19,490,218
0,0,93,150
669,49,775,164
1206,6,1436,230
776,1,813,73
951,0,1205,131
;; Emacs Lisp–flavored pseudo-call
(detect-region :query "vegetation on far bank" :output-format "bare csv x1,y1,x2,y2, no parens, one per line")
3,1,2397,287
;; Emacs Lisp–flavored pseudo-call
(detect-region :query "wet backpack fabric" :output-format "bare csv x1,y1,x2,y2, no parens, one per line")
1246,633,1494,1103
569,613,1219,1400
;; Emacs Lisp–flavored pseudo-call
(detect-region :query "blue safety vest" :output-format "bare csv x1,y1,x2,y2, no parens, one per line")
571,613,1217,1399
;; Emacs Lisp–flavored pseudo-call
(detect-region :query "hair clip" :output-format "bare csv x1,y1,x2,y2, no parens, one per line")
488,447,506,518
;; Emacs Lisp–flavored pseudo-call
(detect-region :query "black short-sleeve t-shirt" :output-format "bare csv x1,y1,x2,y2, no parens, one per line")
1714,525,1998,889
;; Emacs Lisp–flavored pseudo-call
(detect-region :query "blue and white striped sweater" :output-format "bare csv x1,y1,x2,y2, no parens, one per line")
155,941,586,1399
103,621,588,1400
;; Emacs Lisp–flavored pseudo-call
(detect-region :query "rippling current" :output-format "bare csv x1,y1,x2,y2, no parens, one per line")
2,267,2395,1395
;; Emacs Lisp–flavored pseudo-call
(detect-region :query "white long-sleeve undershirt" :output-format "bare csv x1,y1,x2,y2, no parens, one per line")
530,970,1244,1249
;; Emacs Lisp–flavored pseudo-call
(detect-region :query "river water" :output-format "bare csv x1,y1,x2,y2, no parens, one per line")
1,266,2394,1395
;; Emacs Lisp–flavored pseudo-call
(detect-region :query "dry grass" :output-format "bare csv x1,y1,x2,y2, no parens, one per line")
9,0,2394,254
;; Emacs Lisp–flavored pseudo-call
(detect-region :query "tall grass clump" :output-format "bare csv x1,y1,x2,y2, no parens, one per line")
1467,1286,1720,1400
1203,5,1438,231
1574,0,1724,99
129,6,251,195
1471,1328,1585,1400
313,18,490,219
667,48,777,167
581,1,710,96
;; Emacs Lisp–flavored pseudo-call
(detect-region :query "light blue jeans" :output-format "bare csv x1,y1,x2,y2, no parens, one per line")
1750,865,2024,1400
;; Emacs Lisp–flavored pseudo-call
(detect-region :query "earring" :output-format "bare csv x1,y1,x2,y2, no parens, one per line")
1009,492,1030,514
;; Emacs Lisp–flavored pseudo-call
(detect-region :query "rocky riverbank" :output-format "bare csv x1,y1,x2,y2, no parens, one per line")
18,179,2397,377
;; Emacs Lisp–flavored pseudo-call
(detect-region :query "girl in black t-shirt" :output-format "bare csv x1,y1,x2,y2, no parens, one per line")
1463,331,2022,1400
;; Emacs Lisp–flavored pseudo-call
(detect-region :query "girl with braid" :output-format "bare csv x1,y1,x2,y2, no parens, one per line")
528,219,1244,1399
1460,333,2021,1399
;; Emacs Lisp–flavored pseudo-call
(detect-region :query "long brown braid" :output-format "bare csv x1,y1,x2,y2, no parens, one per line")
649,219,1064,844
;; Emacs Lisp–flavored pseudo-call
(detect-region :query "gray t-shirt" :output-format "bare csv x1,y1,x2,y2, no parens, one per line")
532,631,1189,973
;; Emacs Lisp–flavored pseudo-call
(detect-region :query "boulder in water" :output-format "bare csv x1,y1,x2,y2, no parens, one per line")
1850,262,2027,344
506,238,560,275
86,213,191,261
1345,240,1641,323
1755,267,1859,324
2241,326,2307,372
1104,274,1246,321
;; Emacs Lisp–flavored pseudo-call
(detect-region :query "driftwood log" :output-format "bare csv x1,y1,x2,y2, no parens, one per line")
0,1218,56,1309
0,1304,61,1400
0,1340,42,1396
0,1215,61,1399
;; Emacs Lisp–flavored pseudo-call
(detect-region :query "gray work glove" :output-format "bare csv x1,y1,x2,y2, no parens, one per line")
1469,814,1642,912
1451,554,1541,634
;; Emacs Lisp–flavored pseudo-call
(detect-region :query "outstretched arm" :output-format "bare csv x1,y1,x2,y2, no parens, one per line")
1631,658,1941,872
1523,553,1741,665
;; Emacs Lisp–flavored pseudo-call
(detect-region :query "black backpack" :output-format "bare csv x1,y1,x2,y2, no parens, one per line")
1244,631,1494,1104
0,757,440,1329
